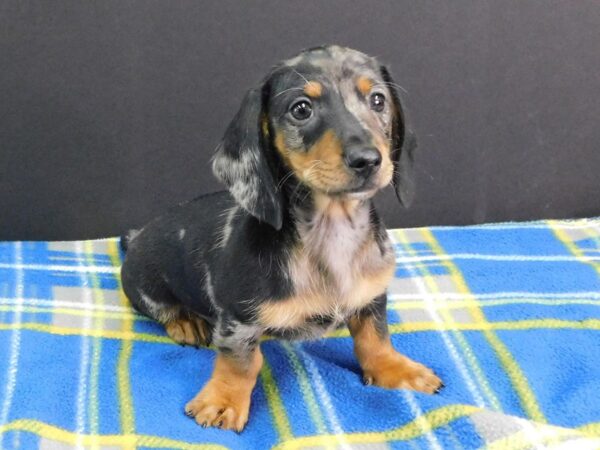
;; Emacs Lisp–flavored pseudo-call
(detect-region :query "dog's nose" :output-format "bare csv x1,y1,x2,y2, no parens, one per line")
344,147,382,177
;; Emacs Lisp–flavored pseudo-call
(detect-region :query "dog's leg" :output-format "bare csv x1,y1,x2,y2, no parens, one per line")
184,320,262,431
165,313,212,347
184,347,262,432
348,294,443,394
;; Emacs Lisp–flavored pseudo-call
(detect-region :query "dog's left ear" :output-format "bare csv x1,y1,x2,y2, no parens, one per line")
212,83,283,230
380,65,417,208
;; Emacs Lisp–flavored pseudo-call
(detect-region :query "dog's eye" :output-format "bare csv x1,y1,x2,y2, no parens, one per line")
369,93,385,112
290,100,313,121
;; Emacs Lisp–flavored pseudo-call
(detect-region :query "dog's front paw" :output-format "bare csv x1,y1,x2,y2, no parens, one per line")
363,354,443,394
184,379,251,432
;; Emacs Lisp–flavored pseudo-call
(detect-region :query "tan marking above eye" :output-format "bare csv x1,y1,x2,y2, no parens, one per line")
303,81,322,98
356,76,373,96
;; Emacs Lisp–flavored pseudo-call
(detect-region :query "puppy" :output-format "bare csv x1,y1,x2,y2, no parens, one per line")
120,45,442,432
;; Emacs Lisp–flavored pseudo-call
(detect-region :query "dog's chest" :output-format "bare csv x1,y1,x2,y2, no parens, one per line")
258,204,394,335
296,209,373,294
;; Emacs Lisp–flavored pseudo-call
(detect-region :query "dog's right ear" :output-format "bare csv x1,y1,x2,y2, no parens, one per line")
379,65,417,208
212,84,283,230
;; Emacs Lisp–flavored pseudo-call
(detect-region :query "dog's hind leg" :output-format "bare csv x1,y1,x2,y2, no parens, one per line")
129,287,212,346
121,265,213,347
165,312,212,347
127,286,212,347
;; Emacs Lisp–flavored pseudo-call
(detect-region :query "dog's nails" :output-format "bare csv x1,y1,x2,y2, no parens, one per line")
217,420,223,428
184,409,194,417
363,376,373,386
202,421,208,428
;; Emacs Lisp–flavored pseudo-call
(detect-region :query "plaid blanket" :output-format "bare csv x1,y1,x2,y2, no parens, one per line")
1,218,600,449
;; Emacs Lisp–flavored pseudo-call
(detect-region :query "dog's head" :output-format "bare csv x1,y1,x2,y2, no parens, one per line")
212,45,417,230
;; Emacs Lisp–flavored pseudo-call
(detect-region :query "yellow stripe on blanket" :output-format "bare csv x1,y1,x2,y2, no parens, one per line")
84,241,103,448
260,357,294,442
109,240,137,447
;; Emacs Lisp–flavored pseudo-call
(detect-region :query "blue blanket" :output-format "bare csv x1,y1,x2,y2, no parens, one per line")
1,218,599,449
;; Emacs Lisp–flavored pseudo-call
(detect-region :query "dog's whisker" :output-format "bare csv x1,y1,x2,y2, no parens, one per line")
291,68,310,85
277,170,296,189
274,87,306,98
372,81,408,95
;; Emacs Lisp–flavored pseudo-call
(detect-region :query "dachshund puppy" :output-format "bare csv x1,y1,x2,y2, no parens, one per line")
120,45,442,432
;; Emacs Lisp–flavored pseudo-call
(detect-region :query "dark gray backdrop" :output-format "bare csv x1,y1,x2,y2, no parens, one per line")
1,1,599,240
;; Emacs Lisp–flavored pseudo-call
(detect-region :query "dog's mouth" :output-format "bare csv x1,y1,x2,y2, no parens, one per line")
318,178,381,199
340,167,394,197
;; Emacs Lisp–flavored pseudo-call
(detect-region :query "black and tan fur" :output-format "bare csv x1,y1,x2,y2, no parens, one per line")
120,45,442,432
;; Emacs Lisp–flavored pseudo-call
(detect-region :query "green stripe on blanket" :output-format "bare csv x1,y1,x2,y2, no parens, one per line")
0,218,599,449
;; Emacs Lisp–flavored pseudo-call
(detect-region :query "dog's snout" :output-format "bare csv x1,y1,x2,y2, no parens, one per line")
345,147,382,177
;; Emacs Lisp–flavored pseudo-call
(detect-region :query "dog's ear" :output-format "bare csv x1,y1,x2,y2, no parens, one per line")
380,65,417,208
212,84,283,230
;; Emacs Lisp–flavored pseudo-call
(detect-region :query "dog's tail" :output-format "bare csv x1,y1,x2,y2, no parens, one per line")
119,228,141,253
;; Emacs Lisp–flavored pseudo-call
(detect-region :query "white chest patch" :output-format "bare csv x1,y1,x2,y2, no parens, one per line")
296,201,370,295
258,199,395,335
